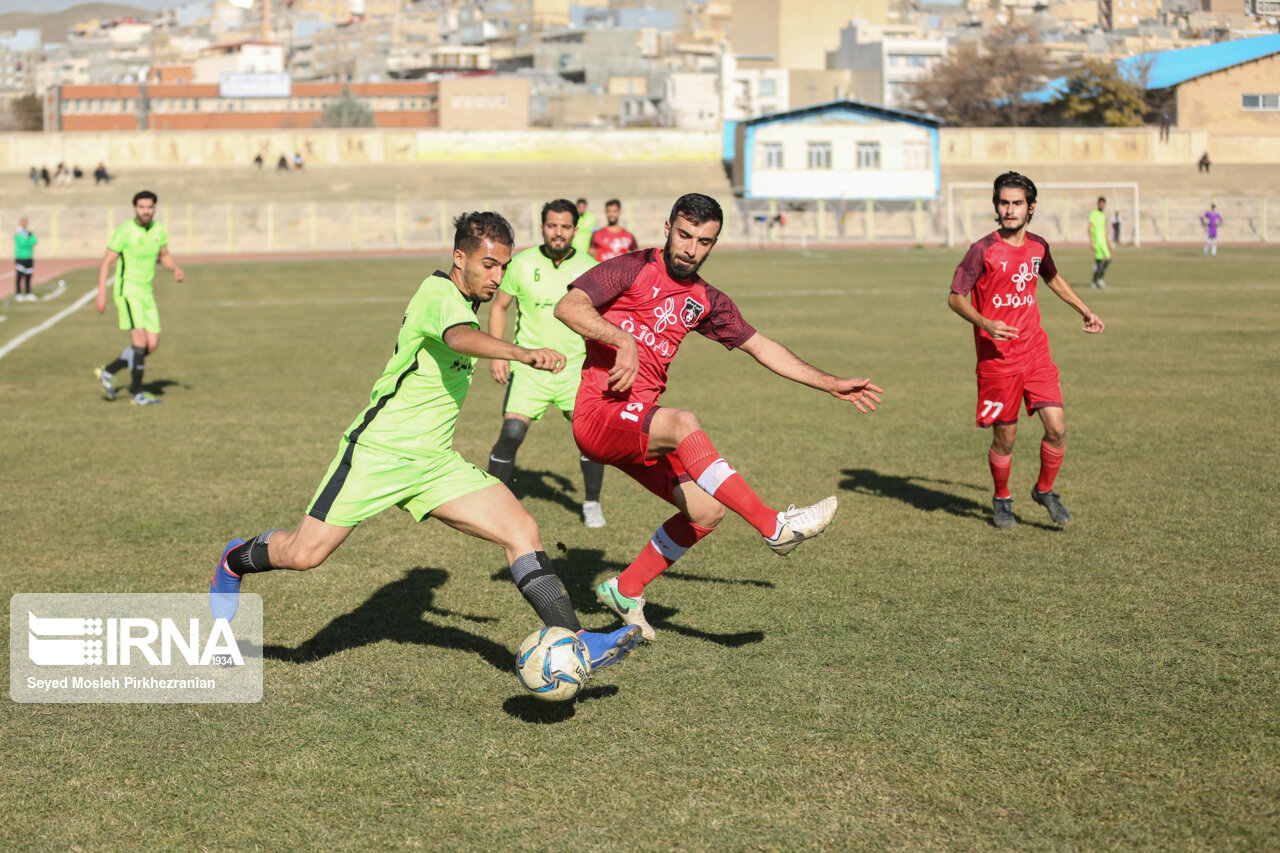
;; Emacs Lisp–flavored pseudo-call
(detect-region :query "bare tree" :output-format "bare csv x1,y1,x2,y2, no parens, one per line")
3,94,43,131
908,20,1049,126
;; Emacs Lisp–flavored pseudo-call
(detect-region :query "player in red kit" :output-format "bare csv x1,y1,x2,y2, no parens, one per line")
589,198,638,262
949,172,1105,529
555,193,883,641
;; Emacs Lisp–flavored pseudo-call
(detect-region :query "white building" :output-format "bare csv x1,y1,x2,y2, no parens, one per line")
720,51,788,122
731,99,942,199
830,24,947,110
193,42,286,84
662,71,719,130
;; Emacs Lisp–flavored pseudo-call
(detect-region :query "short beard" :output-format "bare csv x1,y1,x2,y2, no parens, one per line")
544,240,570,260
662,238,701,281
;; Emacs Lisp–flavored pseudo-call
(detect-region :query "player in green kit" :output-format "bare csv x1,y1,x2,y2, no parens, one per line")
1088,196,1111,289
487,199,608,527
93,190,185,405
209,212,642,675
571,198,595,255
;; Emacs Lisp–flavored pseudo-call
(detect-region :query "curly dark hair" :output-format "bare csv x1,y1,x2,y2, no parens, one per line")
453,211,515,254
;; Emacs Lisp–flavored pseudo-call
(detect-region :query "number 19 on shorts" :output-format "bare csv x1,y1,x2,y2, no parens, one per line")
619,402,645,423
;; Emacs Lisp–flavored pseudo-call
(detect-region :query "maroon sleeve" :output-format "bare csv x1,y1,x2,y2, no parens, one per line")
627,232,638,252
950,240,987,296
1035,235,1058,280
569,249,653,308
697,284,756,349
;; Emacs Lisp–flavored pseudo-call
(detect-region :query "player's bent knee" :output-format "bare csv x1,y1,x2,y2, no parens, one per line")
505,515,542,554
690,503,726,529
671,409,702,440
498,417,528,445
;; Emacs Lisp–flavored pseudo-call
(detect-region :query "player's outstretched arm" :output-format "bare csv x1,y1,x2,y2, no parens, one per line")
554,288,639,392
487,290,515,384
947,291,1019,341
443,325,565,374
95,248,119,314
1041,274,1105,334
158,246,184,283
738,333,883,413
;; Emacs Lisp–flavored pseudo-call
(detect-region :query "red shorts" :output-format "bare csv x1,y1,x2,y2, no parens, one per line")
975,359,1062,427
573,393,691,505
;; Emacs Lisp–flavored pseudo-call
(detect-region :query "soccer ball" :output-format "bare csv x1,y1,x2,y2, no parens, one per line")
515,626,590,702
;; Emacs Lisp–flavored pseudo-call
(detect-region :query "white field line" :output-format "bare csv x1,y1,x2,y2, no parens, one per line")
0,289,95,361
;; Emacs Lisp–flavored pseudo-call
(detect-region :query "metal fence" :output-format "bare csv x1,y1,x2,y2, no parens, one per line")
4,194,1276,259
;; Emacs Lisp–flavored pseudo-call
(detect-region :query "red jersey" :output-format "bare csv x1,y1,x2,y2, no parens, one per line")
570,248,755,406
951,230,1059,369
590,227,639,262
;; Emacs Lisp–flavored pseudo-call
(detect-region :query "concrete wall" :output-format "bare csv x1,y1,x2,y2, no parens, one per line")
8,193,1273,261
4,125,1278,175
0,128,722,172
939,127,1280,165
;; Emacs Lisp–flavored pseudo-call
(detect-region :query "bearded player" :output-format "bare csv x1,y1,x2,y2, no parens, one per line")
588,198,638,262
209,212,642,675
486,198,607,528
555,193,883,642
948,172,1105,529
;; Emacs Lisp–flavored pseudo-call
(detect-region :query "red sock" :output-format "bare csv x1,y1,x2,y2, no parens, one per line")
1036,441,1064,493
675,430,778,536
988,449,1012,500
617,514,715,597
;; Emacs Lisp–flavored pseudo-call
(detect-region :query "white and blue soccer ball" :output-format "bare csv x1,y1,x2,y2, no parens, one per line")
515,626,590,702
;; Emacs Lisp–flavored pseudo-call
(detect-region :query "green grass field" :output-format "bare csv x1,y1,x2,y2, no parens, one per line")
2,246,1278,850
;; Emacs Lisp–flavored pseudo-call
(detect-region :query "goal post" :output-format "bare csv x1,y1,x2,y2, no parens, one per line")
946,182,1141,249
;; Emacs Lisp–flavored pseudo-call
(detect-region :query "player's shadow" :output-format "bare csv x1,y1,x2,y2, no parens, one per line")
489,546,766,648
501,685,620,723
507,468,580,516
839,468,1059,530
140,378,184,397
262,567,512,674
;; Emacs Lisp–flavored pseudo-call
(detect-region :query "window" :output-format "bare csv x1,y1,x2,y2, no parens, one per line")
759,77,776,96
760,141,783,169
903,140,930,170
1242,93,1280,110
807,141,832,169
856,141,881,169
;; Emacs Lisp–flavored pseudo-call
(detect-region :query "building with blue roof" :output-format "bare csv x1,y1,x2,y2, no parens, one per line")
730,99,942,200
1026,34,1280,132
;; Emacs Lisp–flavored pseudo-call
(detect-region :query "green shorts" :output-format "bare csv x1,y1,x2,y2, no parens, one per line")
502,360,583,421
116,288,161,333
1093,242,1111,261
306,438,497,527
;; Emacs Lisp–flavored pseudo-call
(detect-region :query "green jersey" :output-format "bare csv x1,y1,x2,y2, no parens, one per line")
572,211,596,253
1088,209,1108,247
108,219,169,292
14,228,37,260
344,271,482,459
500,245,596,361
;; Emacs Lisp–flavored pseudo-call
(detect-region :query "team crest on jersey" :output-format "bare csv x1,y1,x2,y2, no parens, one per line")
1032,257,1042,275
680,297,705,327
